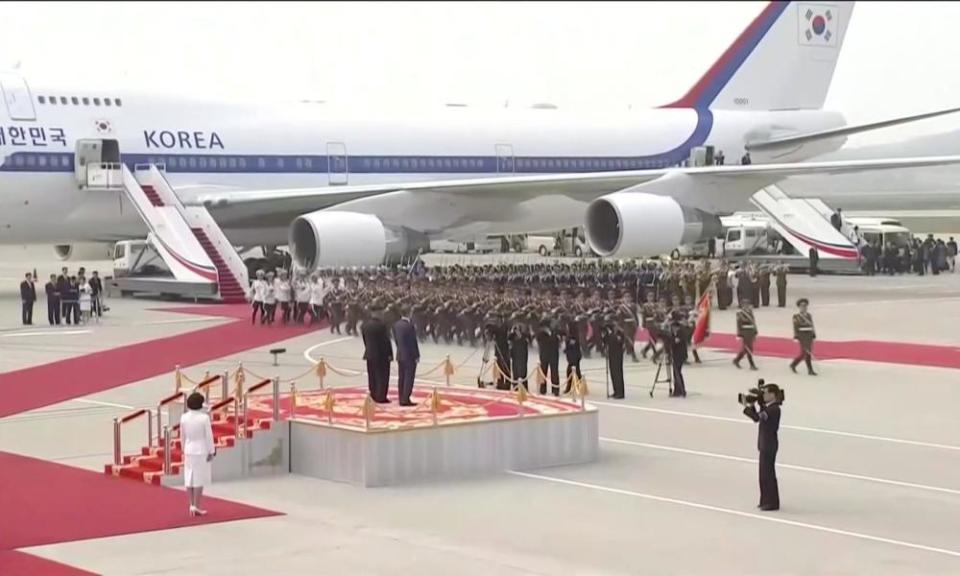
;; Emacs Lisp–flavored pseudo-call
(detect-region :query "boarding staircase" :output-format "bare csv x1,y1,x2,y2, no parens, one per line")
751,185,860,261
104,374,277,485
109,163,248,302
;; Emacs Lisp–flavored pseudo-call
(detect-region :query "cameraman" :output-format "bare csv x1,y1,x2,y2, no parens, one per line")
741,382,782,511
667,310,687,398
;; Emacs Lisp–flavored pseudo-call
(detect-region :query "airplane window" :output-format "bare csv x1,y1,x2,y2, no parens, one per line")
304,157,313,169
49,96,57,105
93,98,101,106
199,157,208,169
238,158,247,169
104,98,112,107
115,98,122,107
26,155,35,166
256,158,265,169
14,155,24,166
167,158,177,168
37,96,45,104
82,97,90,105
38,156,47,167
296,158,304,170
188,157,197,168
275,158,283,169
179,157,187,167
228,158,237,169
60,97,68,105
391,159,400,169
373,159,381,169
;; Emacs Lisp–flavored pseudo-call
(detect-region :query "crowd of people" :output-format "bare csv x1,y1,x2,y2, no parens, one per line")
245,258,820,398
18,266,105,326
859,234,957,276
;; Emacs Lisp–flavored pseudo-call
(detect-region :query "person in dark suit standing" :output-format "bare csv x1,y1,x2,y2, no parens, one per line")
20,272,36,325
562,325,583,394
57,267,72,325
44,274,61,325
535,320,561,396
742,382,782,511
89,271,103,318
391,308,419,407
808,247,819,277
361,304,393,403
602,321,626,399
508,321,531,390
667,311,687,397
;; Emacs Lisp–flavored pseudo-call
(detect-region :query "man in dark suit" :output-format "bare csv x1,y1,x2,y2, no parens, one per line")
361,305,393,403
392,308,419,406
602,321,626,399
742,382,782,511
89,271,103,318
20,272,36,325
44,274,60,325
508,321,531,390
535,320,561,396
57,267,72,325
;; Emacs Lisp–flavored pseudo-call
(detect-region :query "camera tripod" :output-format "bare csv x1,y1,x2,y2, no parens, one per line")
650,347,673,398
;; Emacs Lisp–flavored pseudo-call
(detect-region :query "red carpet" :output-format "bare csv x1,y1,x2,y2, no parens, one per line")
635,332,960,370
0,551,98,576
0,304,315,418
0,451,281,550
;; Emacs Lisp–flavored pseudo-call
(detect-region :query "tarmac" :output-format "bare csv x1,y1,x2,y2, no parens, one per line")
2,245,960,575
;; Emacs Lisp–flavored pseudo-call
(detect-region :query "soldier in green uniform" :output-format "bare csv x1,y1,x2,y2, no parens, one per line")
733,300,758,370
775,262,788,308
790,298,817,375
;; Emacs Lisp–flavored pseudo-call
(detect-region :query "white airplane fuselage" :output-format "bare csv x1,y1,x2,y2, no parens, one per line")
0,79,848,247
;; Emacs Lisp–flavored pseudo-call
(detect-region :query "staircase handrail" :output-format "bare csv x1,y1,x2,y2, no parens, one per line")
113,408,153,466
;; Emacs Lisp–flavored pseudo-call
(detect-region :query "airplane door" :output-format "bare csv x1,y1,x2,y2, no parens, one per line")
327,142,348,185
0,75,37,121
496,144,514,175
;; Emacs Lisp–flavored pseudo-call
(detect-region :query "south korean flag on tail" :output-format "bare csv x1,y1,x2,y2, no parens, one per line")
798,3,838,47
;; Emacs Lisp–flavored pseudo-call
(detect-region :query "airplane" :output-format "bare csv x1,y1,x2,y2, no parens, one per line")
1,0,959,275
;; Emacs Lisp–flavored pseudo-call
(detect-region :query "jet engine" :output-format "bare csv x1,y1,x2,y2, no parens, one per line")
53,243,114,261
585,192,722,258
289,210,429,271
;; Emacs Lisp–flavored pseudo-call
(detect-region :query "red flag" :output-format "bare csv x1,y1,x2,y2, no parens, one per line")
693,289,711,345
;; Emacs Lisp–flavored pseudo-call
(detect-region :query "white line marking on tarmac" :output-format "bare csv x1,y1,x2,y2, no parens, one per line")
507,471,960,559
303,337,357,364
600,437,960,496
142,317,223,326
592,401,960,452
71,398,137,410
1,329,92,338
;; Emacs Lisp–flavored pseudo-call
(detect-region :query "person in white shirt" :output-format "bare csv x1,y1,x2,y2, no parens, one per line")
78,283,92,324
263,272,277,325
247,269,266,325
275,270,292,325
180,392,216,516
309,274,326,325
294,273,311,324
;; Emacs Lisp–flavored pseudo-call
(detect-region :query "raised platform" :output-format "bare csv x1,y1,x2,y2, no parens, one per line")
245,386,599,487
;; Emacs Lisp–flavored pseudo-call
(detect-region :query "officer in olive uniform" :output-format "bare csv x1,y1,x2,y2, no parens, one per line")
775,263,788,308
733,300,758,370
758,265,772,307
790,298,817,375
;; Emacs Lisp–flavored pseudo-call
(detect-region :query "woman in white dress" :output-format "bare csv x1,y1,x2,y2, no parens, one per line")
180,392,216,516
79,283,92,324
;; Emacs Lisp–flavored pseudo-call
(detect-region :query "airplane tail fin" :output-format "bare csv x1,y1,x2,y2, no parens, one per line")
663,1,855,111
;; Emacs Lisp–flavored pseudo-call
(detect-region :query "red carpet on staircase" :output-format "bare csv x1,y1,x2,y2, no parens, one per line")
0,304,314,418
0,451,281,551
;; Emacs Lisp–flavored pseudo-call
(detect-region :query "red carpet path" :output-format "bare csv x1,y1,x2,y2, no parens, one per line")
0,304,306,574
0,304,314,419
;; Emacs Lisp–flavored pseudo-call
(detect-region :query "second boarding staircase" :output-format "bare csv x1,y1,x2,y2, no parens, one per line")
119,165,248,302
751,185,861,261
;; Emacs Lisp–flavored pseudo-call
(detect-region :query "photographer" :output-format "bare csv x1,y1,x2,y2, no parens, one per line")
666,311,687,398
602,320,626,399
741,382,782,511
508,319,531,391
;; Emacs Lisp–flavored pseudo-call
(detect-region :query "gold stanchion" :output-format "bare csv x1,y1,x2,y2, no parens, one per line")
444,354,454,387
316,358,327,389
174,365,182,393
430,386,440,426
323,389,334,425
363,394,375,430
515,383,528,417
535,363,546,394
235,362,246,400
290,382,298,418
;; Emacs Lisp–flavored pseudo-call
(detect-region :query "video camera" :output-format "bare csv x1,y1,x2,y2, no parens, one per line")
737,379,785,405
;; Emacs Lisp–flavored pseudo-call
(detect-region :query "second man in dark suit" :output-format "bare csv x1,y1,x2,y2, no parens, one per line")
392,309,420,406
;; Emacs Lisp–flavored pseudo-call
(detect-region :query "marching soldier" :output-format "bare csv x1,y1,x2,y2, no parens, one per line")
683,294,702,364
640,292,658,359
733,300,758,370
790,298,817,375
775,263,788,308
716,263,730,310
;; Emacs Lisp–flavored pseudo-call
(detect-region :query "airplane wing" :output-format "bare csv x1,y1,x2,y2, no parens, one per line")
197,155,960,228
745,106,960,152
